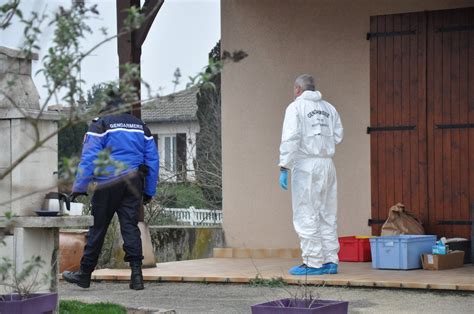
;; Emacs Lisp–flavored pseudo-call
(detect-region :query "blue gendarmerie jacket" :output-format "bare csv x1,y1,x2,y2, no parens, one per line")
72,112,159,197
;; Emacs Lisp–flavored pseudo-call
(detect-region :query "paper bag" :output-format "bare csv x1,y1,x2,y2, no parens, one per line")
381,203,424,236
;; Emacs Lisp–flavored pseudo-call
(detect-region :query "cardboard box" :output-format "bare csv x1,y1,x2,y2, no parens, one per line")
447,240,471,264
422,251,465,270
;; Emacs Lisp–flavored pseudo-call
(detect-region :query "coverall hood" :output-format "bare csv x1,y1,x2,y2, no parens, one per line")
297,90,322,102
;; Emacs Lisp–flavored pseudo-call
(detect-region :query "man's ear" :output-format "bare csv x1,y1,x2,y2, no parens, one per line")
294,85,301,97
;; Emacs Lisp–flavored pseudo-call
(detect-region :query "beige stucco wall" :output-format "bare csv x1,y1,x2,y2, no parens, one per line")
221,0,473,248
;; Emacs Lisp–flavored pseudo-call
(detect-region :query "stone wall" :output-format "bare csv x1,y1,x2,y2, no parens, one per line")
102,226,225,268
10,119,58,216
151,227,225,263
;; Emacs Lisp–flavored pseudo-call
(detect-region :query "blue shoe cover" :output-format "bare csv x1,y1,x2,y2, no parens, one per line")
288,264,335,276
323,263,338,274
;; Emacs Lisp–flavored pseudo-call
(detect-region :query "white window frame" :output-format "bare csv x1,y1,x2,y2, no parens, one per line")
163,134,177,173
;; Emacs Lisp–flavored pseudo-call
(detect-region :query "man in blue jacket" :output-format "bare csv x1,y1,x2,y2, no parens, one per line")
63,96,159,290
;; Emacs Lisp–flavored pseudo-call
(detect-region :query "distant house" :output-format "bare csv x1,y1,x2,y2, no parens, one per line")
47,104,71,113
142,87,200,182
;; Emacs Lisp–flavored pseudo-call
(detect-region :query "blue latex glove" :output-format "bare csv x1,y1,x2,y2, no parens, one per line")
279,168,288,190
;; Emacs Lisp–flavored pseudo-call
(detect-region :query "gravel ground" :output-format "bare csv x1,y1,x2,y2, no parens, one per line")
59,281,474,313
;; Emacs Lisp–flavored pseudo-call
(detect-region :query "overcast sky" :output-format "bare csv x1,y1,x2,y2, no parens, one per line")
0,0,220,104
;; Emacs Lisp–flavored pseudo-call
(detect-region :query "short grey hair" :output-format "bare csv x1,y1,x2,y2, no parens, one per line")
294,74,315,91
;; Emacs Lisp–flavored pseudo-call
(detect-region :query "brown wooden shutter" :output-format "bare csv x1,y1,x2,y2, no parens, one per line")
176,133,187,182
369,12,428,236
427,7,474,239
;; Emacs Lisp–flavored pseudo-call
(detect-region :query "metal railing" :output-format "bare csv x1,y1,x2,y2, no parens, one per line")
163,207,223,226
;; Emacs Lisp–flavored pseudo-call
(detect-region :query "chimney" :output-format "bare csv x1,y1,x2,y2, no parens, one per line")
0,46,59,216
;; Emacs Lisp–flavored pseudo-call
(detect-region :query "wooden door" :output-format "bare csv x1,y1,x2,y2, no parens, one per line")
369,12,428,236
427,8,474,239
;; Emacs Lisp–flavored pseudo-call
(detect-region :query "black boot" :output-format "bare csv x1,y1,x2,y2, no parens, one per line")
63,268,91,288
129,262,144,290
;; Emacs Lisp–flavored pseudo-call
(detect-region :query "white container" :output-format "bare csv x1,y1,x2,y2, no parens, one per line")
68,202,84,216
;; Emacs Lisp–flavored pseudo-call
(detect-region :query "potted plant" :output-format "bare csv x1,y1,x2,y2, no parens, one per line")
251,298,348,314
250,256,349,313
0,292,58,314
0,214,58,314
59,229,88,273
250,276,348,314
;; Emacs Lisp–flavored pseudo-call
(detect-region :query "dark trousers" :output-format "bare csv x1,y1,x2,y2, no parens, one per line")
81,174,144,273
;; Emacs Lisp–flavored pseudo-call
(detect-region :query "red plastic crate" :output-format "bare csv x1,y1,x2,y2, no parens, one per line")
338,236,372,262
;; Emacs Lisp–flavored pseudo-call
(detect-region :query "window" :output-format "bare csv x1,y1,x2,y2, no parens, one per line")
164,135,176,172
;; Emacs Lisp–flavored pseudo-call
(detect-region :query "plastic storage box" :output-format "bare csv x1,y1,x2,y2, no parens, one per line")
338,236,372,262
369,235,436,270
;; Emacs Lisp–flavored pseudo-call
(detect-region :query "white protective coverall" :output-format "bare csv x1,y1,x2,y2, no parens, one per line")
279,90,343,268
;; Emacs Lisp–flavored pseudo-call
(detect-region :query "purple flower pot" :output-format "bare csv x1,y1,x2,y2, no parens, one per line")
251,298,349,314
0,293,58,314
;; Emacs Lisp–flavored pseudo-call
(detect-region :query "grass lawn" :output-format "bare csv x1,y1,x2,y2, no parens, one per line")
60,300,127,314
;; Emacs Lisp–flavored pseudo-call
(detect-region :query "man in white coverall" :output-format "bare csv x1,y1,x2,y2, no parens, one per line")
279,74,343,275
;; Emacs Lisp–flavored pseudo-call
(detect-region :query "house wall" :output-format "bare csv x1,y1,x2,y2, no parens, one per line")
147,121,200,181
221,0,473,248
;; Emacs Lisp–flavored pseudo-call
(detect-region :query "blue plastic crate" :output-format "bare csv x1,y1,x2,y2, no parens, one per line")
369,235,436,270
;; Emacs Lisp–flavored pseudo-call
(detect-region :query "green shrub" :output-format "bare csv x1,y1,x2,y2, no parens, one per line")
58,122,88,160
249,276,287,288
146,210,180,226
156,182,209,209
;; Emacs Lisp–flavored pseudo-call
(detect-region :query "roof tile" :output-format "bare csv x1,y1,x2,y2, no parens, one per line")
142,86,198,123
